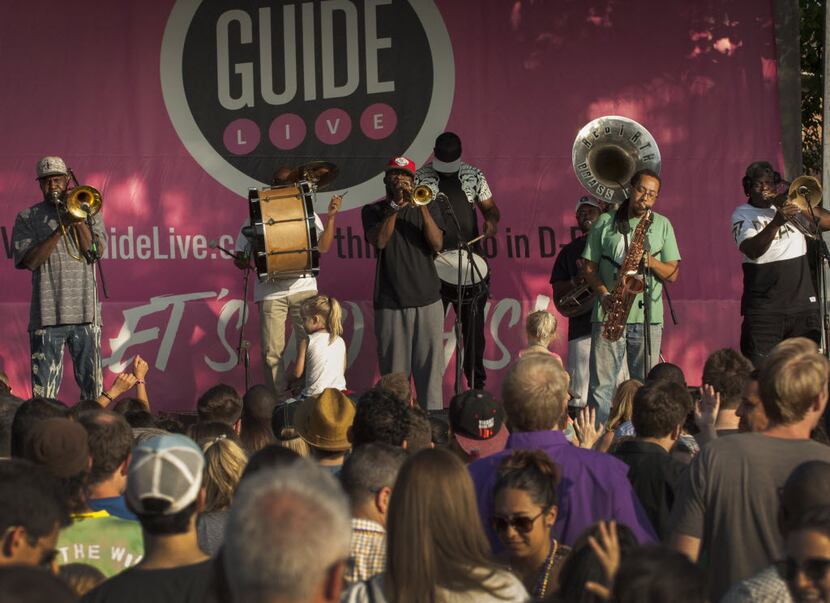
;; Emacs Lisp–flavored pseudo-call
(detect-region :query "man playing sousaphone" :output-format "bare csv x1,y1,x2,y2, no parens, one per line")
731,161,830,366
362,157,446,410
581,169,681,426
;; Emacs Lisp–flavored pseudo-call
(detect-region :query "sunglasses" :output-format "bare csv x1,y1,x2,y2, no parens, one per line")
492,510,545,535
776,557,830,582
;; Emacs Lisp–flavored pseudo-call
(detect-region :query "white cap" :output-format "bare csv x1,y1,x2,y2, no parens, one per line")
576,195,603,211
36,156,68,179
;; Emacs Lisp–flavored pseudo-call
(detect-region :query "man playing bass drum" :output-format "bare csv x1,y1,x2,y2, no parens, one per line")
415,132,500,389
581,169,681,426
550,196,603,409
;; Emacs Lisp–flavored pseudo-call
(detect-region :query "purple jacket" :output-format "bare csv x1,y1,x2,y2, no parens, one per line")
469,430,657,549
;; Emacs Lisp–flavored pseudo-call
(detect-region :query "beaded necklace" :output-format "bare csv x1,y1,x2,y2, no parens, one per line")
532,540,559,599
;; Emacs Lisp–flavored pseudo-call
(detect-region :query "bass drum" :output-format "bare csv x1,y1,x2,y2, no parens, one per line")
434,249,490,304
248,182,319,280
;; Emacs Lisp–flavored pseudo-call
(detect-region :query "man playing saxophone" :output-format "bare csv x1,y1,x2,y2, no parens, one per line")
731,161,830,366
580,169,681,425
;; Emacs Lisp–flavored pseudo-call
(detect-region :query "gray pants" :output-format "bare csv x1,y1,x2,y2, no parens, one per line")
375,300,444,410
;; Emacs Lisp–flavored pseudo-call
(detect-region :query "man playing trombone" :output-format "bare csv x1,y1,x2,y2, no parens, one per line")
731,161,830,366
12,156,107,400
362,156,446,410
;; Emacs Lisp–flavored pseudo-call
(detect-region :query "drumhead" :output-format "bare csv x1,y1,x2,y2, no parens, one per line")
434,250,489,287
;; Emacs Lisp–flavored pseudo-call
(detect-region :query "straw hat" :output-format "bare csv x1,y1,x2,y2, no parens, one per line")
294,389,356,451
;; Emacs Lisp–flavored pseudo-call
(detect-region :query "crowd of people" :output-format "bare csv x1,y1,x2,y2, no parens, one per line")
1,332,830,603
8,137,830,602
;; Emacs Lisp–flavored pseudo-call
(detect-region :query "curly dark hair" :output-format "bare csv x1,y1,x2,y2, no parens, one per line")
631,380,691,439
702,348,754,410
197,383,243,426
351,389,410,448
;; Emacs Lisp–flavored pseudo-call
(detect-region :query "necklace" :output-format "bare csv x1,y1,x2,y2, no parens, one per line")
532,540,559,599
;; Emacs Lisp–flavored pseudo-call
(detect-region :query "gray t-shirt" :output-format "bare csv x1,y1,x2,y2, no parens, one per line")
12,200,107,330
671,432,830,601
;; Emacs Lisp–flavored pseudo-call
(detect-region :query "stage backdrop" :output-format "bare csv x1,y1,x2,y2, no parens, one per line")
0,0,784,409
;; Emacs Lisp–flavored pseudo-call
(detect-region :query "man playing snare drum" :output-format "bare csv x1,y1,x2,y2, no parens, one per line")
415,132,500,389
235,166,340,399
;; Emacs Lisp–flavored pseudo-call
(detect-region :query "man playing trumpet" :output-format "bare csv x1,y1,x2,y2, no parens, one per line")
362,157,446,410
732,161,830,365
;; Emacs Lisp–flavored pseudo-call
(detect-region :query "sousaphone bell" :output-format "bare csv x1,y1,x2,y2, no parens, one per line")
572,115,662,205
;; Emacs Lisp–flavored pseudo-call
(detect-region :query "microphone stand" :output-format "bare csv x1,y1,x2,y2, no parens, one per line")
435,192,466,394
806,203,830,357
639,224,653,380
214,243,253,390
436,193,489,392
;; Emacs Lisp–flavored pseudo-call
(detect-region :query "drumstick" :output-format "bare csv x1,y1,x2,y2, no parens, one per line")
467,234,485,245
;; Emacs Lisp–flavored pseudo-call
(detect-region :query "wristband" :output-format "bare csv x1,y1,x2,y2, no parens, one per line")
136,380,145,385
101,391,114,402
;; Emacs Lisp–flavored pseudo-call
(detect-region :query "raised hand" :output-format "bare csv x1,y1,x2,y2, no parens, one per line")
575,406,606,449
133,355,149,381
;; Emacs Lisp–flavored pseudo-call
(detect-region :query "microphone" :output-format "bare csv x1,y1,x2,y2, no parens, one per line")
798,185,810,197
49,190,62,204
80,202,91,213
435,192,449,204
208,239,246,261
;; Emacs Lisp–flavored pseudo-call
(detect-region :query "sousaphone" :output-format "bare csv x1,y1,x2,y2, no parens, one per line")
556,116,662,317
572,115,661,205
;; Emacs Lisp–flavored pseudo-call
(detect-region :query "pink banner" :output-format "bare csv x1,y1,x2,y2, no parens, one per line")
0,0,783,409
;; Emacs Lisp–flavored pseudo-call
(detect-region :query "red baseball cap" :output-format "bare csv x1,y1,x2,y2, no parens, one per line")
385,156,416,176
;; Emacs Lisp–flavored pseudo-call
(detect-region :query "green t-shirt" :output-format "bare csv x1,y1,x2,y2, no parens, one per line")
57,510,144,577
582,210,680,325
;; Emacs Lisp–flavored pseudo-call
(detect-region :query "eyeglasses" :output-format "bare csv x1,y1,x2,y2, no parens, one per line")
492,510,546,534
776,557,830,582
634,185,659,200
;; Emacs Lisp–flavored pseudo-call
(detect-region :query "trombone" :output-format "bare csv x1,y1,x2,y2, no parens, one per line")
58,170,104,261
773,176,823,240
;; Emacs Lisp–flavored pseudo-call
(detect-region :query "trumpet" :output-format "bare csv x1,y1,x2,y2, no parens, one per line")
411,185,433,205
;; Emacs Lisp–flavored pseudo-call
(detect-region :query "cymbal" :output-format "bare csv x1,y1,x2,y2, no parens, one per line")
287,161,339,190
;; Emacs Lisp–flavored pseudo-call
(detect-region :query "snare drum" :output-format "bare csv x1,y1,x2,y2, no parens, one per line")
434,249,490,303
248,182,319,280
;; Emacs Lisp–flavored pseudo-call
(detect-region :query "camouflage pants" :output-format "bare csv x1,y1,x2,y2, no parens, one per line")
29,324,102,401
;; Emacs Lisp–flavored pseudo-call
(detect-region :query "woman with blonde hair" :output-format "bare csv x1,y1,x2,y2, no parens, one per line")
343,448,527,602
196,435,248,555
592,379,643,453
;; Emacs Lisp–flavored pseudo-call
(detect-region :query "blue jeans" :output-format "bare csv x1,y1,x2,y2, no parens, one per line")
30,324,102,400
587,322,662,426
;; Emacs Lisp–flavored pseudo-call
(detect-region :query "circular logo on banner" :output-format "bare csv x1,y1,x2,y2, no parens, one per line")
161,0,455,211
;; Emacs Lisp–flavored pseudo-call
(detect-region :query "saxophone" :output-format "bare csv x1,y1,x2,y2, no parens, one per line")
601,210,653,341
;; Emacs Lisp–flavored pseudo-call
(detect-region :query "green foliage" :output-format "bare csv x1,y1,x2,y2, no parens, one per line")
801,0,824,174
